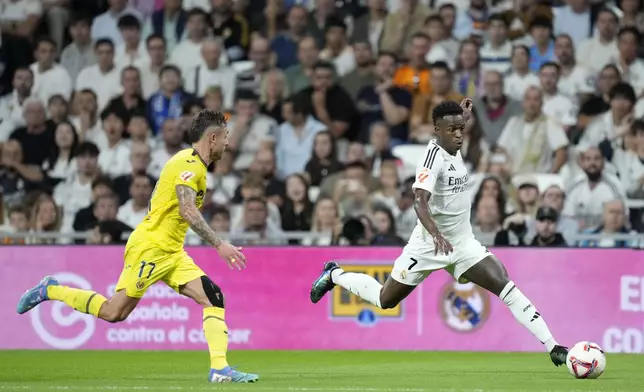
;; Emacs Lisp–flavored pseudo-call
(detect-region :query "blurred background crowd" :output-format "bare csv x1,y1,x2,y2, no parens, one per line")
0,0,643,247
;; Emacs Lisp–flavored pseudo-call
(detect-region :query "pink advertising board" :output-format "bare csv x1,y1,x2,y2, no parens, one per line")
1,247,643,353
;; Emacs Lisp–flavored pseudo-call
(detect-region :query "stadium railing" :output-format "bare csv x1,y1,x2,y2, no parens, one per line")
0,231,642,248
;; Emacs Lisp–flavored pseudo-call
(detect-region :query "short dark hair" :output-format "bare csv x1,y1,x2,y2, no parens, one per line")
160,64,181,78
430,61,451,74
285,95,309,116
35,36,57,50
182,99,204,115
424,14,443,25
121,65,140,80
438,3,455,12
325,16,346,32
313,60,335,73
212,205,230,220
596,7,618,23
609,82,637,104
77,141,100,157
235,89,259,102
411,32,431,42
245,196,267,208
91,176,113,190
529,16,553,30
488,13,508,27
618,26,641,41
188,109,227,143
146,33,166,48
539,61,560,73
8,204,29,218
118,14,141,30
432,100,463,124
79,88,97,100
94,38,114,50
378,51,398,63
512,44,531,60
631,119,644,135
70,13,92,27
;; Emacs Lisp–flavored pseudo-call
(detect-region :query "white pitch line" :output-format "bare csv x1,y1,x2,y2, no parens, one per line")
0,387,629,392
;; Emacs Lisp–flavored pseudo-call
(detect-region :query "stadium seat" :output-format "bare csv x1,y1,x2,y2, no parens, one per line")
392,145,426,178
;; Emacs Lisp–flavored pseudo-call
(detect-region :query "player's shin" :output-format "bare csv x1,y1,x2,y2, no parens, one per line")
331,269,383,308
203,307,229,370
46,286,107,317
500,281,558,352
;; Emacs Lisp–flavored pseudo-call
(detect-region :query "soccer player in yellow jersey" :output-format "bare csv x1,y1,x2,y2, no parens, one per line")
17,110,259,383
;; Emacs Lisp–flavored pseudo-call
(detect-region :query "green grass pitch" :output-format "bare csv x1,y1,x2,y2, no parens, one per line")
0,351,643,392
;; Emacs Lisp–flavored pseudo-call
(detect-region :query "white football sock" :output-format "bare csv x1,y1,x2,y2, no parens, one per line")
331,268,383,308
500,281,558,352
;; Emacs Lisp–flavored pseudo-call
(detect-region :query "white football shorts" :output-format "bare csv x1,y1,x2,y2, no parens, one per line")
390,225,491,286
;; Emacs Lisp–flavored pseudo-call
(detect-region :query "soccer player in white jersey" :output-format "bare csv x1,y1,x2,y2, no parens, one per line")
310,99,569,367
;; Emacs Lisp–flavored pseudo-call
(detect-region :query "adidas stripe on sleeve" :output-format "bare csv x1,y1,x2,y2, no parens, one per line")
412,143,442,194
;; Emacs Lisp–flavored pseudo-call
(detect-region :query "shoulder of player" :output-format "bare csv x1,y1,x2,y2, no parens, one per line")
167,149,207,173
420,142,450,171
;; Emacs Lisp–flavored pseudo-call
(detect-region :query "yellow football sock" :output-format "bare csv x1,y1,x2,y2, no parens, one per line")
47,285,107,317
203,306,229,369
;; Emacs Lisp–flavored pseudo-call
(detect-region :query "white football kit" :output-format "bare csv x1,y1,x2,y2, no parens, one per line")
391,140,489,286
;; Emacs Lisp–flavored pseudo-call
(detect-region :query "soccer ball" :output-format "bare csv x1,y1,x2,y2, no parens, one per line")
566,342,606,379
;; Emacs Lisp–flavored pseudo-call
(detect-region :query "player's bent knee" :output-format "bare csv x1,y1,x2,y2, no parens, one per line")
201,275,225,308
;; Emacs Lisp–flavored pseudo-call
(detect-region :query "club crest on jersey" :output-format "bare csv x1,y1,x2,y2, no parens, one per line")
330,263,402,326
439,281,490,332
180,171,195,182
417,168,430,183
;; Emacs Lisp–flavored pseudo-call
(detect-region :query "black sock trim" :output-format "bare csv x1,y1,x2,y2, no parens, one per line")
500,284,516,301
85,293,97,314
203,315,225,323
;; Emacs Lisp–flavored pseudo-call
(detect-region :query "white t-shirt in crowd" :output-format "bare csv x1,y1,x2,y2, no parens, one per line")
0,91,27,141
53,173,93,232
98,141,132,178
183,65,237,107
148,144,190,178
0,0,42,21
542,93,578,126
116,199,148,229
558,64,596,100
29,62,73,104
614,58,644,97
576,37,619,74
75,64,122,111
503,72,540,101
115,41,148,68
319,46,356,77
411,140,473,239
563,173,628,228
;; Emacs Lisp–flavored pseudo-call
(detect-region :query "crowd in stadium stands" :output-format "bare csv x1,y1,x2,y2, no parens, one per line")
0,0,642,247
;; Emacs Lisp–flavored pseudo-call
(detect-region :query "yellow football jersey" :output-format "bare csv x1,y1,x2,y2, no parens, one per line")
131,148,208,253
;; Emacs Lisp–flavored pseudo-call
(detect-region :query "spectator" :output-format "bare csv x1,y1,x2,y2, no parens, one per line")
504,45,540,102
87,220,133,244
89,193,125,234
454,40,482,98
564,146,628,230
436,3,462,54
509,178,541,218
424,13,454,66
351,0,386,55
479,14,512,74
209,206,230,233
307,0,344,48
529,205,568,247
0,0,42,40
210,150,239,205
141,0,187,53
472,71,521,148
42,121,79,187
103,66,146,127
302,196,340,245
0,67,34,141
579,199,636,247
472,196,502,246
295,61,358,140
29,193,63,244
184,38,236,107
115,14,147,67
233,196,285,245
305,130,343,187
30,37,73,105
210,0,250,62
356,51,412,145
137,33,167,97
369,159,399,214
91,0,143,45
538,62,578,128
622,120,644,199
275,96,326,179
554,34,596,103
553,0,593,45
237,36,272,94
53,143,101,231
76,39,122,111
260,68,289,123
472,176,508,217
576,8,619,74
0,139,43,206
526,184,579,245
113,141,155,204
230,171,282,227
618,0,644,32
366,122,396,176
392,33,432,95
380,0,430,56
270,5,308,70
578,64,621,128
334,163,373,218
5,205,30,241
245,148,286,208
116,173,153,228
615,27,644,96
47,95,70,127
371,206,405,245
70,89,105,149
227,90,277,171
61,14,97,83
10,98,56,167
98,110,131,178
319,143,379,197
284,37,320,95
170,8,219,77
147,65,195,135
319,17,355,77
410,61,464,143
281,173,313,238
528,16,556,72
149,119,189,177
340,41,375,99
497,86,568,175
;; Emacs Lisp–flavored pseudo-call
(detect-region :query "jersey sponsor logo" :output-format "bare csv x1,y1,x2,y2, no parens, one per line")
330,263,402,325
179,171,195,182
30,272,96,349
448,173,470,194
439,281,490,333
417,168,430,183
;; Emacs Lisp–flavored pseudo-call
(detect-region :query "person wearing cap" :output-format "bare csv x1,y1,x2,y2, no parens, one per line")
526,184,579,245
529,205,567,247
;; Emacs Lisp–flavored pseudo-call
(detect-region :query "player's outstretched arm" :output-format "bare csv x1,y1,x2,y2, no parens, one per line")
413,188,453,255
176,184,246,269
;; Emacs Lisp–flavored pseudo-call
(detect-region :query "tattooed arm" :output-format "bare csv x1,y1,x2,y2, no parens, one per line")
176,184,223,248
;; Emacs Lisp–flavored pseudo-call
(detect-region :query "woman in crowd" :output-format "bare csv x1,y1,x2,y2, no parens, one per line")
369,160,400,215
370,206,405,245
472,176,509,219
281,173,314,243
29,193,63,244
47,95,70,127
454,40,483,97
260,68,289,123
42,122,79,188
303,196,340,246
305,131,343,186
